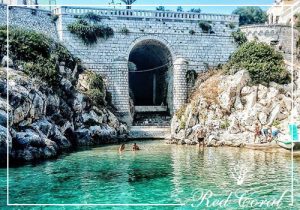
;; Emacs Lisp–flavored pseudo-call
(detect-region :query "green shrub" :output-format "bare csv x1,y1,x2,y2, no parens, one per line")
105,91,112,105
87,88,106,106
231,29,247,46
51,14,59,23
228,22,236,29
23,56,59,85
0,27,79,86
179,120,186,129
80,12,102,22
67,19,113,45
189,29,196,35
120,26,130,35
224,41,290,85
175,104,187,120
272,120,280,128
186,70,197,84
232,7,267,26
220,119,230,129
84,71,107,106
0,27,6,58
5,27,51,62
198,21,212,33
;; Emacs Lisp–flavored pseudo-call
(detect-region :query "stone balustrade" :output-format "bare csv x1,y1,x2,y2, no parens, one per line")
53,6,239,23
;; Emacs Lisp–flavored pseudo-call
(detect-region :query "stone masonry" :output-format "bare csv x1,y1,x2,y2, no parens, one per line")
1,5,239,124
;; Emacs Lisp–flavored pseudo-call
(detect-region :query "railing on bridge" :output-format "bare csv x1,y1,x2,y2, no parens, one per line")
53,6,239,22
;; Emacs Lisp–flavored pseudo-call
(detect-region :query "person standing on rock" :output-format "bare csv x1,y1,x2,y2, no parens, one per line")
254,122,261,143
196,128,206,147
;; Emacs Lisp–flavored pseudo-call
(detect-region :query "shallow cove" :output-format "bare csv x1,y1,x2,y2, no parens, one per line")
1,140,300,208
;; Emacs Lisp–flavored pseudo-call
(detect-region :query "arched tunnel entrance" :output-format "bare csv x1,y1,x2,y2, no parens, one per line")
128,39,172,107
128,39,173,125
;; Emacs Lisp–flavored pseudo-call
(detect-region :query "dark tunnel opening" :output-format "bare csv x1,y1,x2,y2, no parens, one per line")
128,40,172,107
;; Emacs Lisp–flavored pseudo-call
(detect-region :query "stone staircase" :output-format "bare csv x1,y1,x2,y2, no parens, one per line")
128,106,171,139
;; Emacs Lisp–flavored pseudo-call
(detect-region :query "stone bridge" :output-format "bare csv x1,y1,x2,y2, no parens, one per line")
2,5,239,124
53,6,239,123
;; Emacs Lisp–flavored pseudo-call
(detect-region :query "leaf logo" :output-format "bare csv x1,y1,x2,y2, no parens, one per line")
230,162,248,186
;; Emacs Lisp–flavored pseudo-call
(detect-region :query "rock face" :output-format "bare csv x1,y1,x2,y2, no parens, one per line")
170,70,293,146
0,67,128,165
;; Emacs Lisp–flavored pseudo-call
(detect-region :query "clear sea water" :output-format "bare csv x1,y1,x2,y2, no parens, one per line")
0,140,299,209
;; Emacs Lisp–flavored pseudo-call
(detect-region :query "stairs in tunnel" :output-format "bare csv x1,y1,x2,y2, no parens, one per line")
133,107,171,126
129,106,171,139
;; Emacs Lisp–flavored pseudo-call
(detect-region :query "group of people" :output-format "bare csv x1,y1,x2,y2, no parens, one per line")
254,122,280,143
118,143,140,152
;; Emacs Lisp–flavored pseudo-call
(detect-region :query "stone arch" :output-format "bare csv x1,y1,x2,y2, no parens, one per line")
126,35,186,115
126,35,175,61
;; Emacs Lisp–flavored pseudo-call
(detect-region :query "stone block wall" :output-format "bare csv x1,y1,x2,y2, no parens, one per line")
0,5,58,40
55,7,238,117
240,24,299,62
0,6,240,121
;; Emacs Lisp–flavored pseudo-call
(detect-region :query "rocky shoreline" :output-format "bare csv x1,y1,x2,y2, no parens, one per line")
0,63,128,166
170,70,296,148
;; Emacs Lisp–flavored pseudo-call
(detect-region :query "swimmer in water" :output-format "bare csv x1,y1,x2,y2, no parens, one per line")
132,143,140,151
119,144,125,153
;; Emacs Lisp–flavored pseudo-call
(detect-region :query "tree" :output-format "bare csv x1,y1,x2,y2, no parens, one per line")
189,8,201,13
156,6,165,11
232,6,267,26
120,0,137,9
224,41,290,85
177,6,183,12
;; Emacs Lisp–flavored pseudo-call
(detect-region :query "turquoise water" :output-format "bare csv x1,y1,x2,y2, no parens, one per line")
1,140,300,209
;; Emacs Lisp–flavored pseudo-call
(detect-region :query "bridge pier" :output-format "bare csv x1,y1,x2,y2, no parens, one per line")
173,57,188,112
112,57,133,125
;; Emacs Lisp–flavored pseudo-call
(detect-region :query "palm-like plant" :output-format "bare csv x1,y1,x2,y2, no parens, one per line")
120,0,137,9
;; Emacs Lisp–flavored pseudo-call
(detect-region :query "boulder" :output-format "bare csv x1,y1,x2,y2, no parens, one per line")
73,93,87,113
1,56,13,67
81,110,102,125
257,84,268,100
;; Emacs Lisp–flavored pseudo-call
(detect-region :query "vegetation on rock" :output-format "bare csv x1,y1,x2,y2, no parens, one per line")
84,71,107,106
120,26,130,35
189,29,196,35
189,8,201,13
156,6,165,11
0,26,78,85
68,19,114,45
224,41,290,85
231,29,247,46
198,21,212,33
79,12,102,22
232,7,267,26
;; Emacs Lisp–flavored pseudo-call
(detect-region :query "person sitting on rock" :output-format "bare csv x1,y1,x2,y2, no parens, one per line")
132,143,140,151
254,122,261,143
261,126,270,143
271,126,280,141
119,144,125,153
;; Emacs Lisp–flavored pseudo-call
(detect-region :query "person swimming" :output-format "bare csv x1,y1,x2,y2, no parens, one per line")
119,144,125,153
132,143,140,151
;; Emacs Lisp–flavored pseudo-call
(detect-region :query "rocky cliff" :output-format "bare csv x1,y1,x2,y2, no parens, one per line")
170,69,295,146
0,64,128,166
